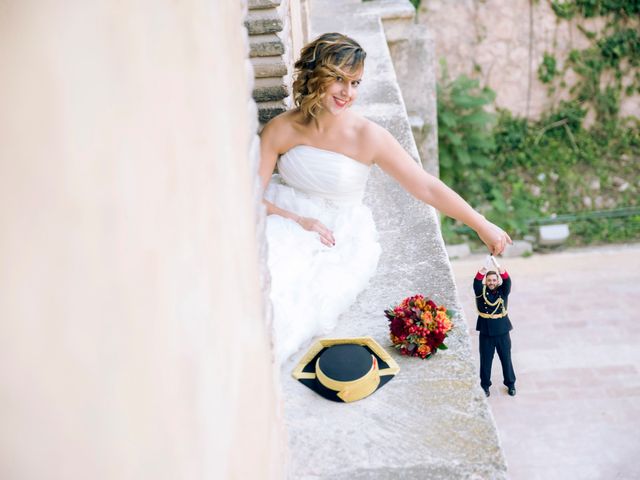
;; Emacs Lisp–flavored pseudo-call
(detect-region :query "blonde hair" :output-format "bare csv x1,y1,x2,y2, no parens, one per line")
292,33,366,120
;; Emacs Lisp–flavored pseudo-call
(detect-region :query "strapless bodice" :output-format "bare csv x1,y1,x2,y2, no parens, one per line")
277,145,371,203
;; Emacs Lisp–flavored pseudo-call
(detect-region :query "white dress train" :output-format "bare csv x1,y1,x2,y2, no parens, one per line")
265,145,381,365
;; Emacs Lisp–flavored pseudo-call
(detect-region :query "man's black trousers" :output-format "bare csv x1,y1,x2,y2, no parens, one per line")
479,332,516,389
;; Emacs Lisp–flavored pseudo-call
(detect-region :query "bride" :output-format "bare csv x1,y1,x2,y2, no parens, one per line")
260,33,512,365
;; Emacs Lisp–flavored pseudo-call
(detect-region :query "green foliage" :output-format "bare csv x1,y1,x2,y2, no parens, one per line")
538,52,558,84
546,2,640,123
568,215,640,245
438,83,640,246
437,61,496,202
550,1,576,19
552,0,640,19
438,1,640,247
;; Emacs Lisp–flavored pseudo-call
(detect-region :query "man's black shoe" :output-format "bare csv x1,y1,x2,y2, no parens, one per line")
508,387,516,396
483,388,490,397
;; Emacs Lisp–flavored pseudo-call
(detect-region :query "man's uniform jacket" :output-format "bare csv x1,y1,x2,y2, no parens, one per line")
474,271,512,337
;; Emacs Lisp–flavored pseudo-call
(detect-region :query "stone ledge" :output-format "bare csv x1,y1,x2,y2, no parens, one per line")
251,56,288,78
253,77,289,102
280,1,507,478
249,0,282,9
365,0,416,23
257,99,288,123
249,33,285,57
245,9,284,34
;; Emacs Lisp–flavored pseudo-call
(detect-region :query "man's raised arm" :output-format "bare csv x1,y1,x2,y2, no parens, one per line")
474,267,487,295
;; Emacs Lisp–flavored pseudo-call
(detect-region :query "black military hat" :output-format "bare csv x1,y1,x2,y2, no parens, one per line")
291,337,400,403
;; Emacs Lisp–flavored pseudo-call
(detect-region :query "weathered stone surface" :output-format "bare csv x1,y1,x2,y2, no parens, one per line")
249,0,281,9
446,242,472,259
258,100,287,123
408,113,424,131
245,11,283,34
253,84,288,102
280,1,507,478
389,29,438,176
418,0,638,119
371,0,415,43
375,0,438,176
537,224,570,247
251,56,288,78
501,240,533,258
249,33,285,57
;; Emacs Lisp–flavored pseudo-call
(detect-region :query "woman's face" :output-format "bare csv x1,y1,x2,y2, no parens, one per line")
321,71,362,115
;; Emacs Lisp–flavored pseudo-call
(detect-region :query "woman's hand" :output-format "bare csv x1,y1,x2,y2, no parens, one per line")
295,216,336,247
476,220,512,256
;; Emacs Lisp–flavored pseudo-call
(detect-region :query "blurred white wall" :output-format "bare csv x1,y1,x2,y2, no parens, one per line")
0,1,284,478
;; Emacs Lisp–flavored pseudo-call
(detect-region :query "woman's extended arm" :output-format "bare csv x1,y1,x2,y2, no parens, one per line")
370,124,512,255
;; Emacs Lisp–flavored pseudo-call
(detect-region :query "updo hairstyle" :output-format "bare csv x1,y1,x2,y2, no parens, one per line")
292,32,366,120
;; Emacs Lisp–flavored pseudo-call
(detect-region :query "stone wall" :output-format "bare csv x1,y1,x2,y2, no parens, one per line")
247,0,310,125
0,1,284,478
418,0,639,119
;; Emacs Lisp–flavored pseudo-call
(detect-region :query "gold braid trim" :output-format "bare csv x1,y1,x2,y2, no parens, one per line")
482,285,504,307
478,285,506,316
477,311,509,319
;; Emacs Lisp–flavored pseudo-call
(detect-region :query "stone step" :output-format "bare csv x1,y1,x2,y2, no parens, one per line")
248,0,281,10
245,9,283,35
257,99,288,124
365,0,416,43
501,240,533,257
249,33,285,57
251,56,288,78
253,77,289,102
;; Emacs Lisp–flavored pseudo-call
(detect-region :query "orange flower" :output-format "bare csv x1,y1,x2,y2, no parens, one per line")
417,344,431,355
435,311,448,321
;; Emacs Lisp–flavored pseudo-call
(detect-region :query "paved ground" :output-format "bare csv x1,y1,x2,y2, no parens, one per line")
450,243,640,480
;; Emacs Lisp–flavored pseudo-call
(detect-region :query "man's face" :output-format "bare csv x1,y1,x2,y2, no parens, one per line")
486,274,499,290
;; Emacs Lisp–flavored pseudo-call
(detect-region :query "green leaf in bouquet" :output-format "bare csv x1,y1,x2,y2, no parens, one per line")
437,344,449,350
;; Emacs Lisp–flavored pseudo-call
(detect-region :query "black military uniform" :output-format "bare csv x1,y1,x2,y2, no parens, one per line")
474,270,516,393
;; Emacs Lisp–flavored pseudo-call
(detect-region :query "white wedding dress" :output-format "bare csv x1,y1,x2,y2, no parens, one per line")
265,145,381,365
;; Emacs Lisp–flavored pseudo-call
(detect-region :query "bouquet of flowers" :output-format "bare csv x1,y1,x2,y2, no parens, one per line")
384,294,453,359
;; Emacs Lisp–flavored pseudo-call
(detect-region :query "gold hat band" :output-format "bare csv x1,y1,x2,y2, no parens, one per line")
315,355,381,403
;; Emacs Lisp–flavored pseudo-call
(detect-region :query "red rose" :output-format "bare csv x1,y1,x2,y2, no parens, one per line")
390,317,405,337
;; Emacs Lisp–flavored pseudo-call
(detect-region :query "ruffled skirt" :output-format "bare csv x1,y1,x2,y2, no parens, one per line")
265,176,381,365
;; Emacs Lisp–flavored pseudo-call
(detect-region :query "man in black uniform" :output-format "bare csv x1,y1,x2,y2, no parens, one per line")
474,260,516,397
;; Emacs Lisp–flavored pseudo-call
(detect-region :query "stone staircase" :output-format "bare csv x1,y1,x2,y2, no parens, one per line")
279,1,508,478
246,0,298,124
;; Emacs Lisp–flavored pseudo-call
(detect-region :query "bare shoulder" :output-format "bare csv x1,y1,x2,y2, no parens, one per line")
260,109,305,154
357,117,396,162
359,117,392,141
